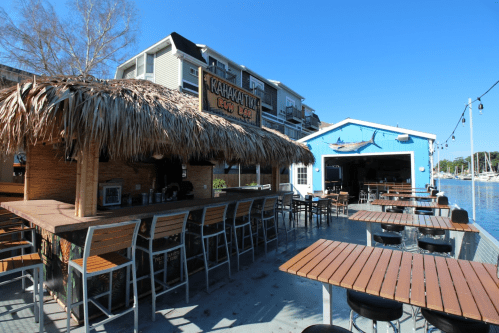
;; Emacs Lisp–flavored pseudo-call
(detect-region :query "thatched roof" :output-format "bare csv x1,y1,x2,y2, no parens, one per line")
0,76,314,166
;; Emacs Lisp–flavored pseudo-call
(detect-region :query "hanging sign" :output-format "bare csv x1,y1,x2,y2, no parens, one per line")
199,67,261,128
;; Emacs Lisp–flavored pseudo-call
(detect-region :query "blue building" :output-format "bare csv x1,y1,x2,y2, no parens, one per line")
292,119,436,198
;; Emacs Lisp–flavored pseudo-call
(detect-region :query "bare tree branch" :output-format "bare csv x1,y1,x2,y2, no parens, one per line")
0,0,139,78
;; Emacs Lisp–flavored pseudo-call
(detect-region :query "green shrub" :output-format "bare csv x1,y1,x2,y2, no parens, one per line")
213,178,227,189
246,181,258,186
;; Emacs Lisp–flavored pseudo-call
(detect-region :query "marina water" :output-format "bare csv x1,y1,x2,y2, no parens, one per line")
439,178,499,240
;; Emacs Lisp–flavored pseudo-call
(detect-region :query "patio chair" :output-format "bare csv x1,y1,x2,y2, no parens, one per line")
136,211,189,321
277,192,296,244
331,193,349,217
227,199,255,272
252,196,279,255
188,203,230,293
358,190,368,204
66,220,141,333
311,198,330,226
0,225,44,333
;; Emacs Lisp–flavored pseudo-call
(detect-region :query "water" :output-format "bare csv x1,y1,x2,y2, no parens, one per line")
438,178,499,240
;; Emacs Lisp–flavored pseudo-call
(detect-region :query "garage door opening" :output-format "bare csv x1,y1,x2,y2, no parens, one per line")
324,153,412,199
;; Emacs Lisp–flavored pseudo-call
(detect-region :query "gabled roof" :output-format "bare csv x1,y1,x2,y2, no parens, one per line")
298,118,436,142
170,32,206,64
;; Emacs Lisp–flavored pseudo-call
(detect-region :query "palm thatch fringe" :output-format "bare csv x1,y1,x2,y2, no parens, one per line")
0,76,314,166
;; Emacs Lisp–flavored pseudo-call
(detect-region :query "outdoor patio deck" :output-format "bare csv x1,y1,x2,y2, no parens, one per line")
2,203,499,332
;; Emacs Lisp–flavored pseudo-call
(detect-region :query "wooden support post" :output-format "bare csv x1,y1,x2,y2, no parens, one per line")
75,142,99,217
271,166,280,192
24,145,31,200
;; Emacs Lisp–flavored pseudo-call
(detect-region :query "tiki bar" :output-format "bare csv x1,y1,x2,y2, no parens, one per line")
0,72,314,327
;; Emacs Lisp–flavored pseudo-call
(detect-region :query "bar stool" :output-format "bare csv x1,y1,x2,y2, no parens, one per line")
188,203,230,293
347,290,402,333
373,232,404,250
418,227,445,239
417,238,452,256
0,226,44,333
227,199,255,271
136,211,189,321
277,192,296,244
66,220,141,333
252,196,279,255
0,216,36,291
421,308,490,333
302,324,352,332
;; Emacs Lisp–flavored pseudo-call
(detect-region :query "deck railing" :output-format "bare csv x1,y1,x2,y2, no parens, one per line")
206,65,237,84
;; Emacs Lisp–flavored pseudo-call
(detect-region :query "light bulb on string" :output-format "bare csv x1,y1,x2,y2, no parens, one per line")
462,118,466,127
478,97,483,115
452,135,455,141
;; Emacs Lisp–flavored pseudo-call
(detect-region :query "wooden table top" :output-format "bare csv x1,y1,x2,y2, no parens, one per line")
280,239,499,324
390,186,427,190
349,210,479,233
381,193,436,199
389,189,429,194
371,199,450,210
1,191,280,234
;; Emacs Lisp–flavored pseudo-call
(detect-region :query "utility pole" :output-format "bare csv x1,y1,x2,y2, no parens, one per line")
437,142,441,189
469,98,476,221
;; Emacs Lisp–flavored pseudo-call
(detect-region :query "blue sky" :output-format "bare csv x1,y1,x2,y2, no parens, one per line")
3,0,499,161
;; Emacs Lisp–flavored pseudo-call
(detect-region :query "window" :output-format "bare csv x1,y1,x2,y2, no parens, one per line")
182,80,198,94
286,96,296,107
137,55,144,76
250,76,264,91
189,67,198,77
208,56,226,70
146,54,154,73
297,167,307,185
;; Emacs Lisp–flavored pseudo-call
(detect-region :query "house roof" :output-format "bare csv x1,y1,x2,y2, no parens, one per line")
268,80,305,100
170,32,206,64
298,118,436,142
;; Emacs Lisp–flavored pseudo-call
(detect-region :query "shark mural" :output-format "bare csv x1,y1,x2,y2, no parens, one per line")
327,131,380,152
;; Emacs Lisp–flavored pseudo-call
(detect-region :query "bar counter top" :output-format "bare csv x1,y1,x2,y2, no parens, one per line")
1,191,281,234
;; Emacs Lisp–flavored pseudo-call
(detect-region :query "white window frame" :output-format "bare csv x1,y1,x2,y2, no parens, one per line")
250,76,264,90
189,67,199,77
286,96,296,107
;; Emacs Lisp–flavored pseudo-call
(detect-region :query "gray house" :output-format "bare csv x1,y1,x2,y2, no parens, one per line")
115,32,322,141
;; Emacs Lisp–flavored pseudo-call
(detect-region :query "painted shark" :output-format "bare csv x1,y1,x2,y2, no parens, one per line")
328,131,380,152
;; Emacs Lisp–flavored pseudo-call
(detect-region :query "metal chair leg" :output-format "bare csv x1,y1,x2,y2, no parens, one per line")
132,260,138,333
66,266,72,333
82,272,90,333
149,249,156,321
223,231,231,279
38,266,44,332
182,245,189,303
349,309,354,331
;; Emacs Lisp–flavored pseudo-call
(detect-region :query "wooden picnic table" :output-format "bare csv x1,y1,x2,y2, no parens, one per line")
279,239,499,326
371,199,450,215
349,210,479,259
380,193,437,201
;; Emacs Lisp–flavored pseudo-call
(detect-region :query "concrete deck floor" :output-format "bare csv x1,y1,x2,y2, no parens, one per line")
1,203,498,332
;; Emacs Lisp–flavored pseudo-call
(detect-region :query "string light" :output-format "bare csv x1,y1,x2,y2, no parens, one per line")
444,79,498,146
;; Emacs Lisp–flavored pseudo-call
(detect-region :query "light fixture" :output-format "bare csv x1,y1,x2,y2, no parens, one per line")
478,97,483,115
462,118,466,127
452,135,455,141
445,144,448,148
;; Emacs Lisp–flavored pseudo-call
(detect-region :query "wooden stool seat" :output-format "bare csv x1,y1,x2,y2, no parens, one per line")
72,252,130,274
0,253,42,273
0,239,32,251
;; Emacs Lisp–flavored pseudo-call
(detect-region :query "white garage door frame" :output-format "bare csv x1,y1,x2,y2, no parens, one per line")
321,151,415,193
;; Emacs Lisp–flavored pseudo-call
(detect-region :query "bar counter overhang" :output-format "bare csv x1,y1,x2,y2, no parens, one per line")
0,75,315,321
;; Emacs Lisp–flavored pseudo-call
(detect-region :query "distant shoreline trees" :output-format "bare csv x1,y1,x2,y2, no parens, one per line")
436,152,499,173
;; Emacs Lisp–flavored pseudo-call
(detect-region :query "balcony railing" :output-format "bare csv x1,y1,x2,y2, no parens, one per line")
206,65,237,84
286,106,302,124
253,87,272,106
304,116,319,130
263,120,284,134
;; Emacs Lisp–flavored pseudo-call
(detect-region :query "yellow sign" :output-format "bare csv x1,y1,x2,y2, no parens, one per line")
199,68,261,128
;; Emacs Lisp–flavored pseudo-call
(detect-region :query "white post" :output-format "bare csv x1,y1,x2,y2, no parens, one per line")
322,283,333,325
469,98,476,221
238,164,241,187
437,142,441,189
256,164,261,185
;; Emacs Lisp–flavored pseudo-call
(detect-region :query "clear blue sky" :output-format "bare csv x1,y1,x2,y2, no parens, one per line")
3,0,499,161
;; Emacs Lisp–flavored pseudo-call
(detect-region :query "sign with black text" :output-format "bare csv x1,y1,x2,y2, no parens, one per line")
199,68,261,128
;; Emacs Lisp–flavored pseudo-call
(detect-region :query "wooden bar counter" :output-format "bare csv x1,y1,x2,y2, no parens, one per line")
1,191,278,321
1,190,278,234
